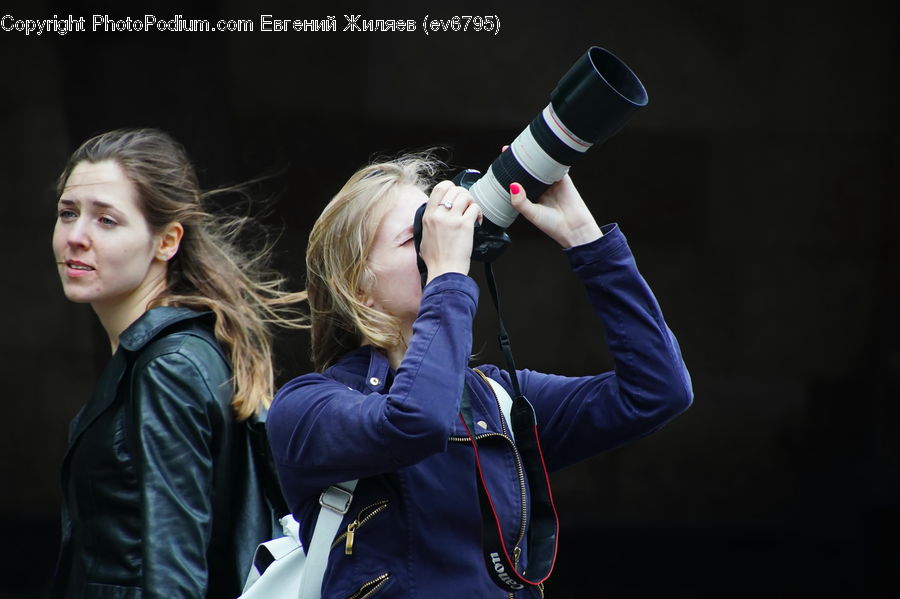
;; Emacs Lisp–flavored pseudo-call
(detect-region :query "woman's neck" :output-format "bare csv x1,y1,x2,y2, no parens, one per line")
93,274,168,353
363,325,412,371
388,325,415,370
386,345,406,371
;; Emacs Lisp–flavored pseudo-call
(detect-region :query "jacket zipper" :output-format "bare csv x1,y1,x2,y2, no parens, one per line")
446,431,528,551
346,573,390,599
451,373,529,581
474,368,510,437
475,370,528,561
330,500,389,554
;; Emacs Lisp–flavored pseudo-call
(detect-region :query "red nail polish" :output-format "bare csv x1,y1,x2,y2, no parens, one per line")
510,183,521,195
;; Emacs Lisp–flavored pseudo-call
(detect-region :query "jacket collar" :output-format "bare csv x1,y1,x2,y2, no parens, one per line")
326,345,391,393
327,346,499,437
62,306,212,478
118,306,211,353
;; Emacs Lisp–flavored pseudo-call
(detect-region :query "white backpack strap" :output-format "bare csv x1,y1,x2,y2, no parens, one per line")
484,376,515,443
298,479,358,599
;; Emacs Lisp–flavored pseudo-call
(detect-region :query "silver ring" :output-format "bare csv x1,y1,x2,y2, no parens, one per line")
440,199,454,210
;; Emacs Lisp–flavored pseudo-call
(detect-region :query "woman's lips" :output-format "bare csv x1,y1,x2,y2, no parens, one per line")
65,260,95,277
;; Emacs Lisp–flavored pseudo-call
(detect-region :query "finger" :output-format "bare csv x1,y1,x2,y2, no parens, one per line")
434,185,472,214
461,199,482,225
509,182,538,218
450,186,475,212
431,180,459,208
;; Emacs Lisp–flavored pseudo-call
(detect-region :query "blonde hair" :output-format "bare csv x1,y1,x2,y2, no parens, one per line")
57,128,307,421
305,153,443,371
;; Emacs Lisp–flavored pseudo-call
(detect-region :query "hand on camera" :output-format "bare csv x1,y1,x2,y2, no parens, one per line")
421,181,482,284
510,175,603,248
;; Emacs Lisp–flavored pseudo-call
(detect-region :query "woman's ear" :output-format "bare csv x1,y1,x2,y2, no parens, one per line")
356,266,378,308
358,285,377,308
157,222,184,262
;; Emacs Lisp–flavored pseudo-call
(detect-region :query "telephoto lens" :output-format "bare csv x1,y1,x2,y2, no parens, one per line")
467,46,648,262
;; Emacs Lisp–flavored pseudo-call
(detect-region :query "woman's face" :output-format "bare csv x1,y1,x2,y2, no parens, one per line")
52,160,166,309
365,184,428,333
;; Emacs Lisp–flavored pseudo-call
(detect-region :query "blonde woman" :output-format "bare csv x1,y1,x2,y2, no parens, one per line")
50,129,302,598
268,155,692,597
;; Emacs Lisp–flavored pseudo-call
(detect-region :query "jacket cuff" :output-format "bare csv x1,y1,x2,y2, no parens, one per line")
564,223,632,275
421,272,480,304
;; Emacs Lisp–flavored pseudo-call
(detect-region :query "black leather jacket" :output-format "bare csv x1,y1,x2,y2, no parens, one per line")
50,307,275,598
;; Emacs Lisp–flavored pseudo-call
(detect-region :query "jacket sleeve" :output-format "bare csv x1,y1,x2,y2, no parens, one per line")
487,224,693,471
128,340,227,597
267,273,479,493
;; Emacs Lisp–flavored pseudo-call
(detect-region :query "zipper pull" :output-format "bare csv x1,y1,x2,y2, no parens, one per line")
507,546,524,599
345,521,358,555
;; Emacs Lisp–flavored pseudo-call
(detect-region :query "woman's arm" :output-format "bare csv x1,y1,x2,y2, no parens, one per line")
509,174,603,248
268,272,479,493
489,178,692,471
129,339,228,597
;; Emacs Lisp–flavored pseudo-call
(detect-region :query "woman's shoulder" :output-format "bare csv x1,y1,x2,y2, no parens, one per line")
127,307,228,378
270,351,373,416
274,370,348,403
121,306,214,350
127,310,233,416
278,346,379,395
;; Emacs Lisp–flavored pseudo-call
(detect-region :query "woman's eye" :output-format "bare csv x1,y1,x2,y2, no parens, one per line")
58,209,77,220
98,216,118,226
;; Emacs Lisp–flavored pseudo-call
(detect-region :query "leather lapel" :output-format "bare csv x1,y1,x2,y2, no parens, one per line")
60,350,128,477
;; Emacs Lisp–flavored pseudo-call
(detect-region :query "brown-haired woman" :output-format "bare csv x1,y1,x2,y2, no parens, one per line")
49,128,303,598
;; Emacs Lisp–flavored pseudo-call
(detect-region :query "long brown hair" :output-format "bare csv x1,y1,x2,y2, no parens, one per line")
57,128,307,420
305,153,442,371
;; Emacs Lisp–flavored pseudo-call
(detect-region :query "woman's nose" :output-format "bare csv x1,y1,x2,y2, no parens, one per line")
66,220,91,249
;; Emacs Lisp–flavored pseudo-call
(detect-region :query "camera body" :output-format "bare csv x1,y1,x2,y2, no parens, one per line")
412,169,510,285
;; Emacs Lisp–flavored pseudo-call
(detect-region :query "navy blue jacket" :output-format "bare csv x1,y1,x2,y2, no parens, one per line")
268,225,692,598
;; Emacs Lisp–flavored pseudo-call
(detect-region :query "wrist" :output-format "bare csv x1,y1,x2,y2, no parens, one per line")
425,261,470,285
559,222,603,248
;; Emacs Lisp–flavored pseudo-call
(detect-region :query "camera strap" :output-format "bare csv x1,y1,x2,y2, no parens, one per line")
457,261,559,592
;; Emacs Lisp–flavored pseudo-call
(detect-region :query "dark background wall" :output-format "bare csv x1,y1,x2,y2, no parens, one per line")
1,0,897,597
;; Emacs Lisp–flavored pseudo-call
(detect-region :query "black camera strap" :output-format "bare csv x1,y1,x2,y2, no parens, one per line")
457,261,559,593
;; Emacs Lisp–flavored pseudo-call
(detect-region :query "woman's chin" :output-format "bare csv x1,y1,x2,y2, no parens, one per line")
61,287,99,304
